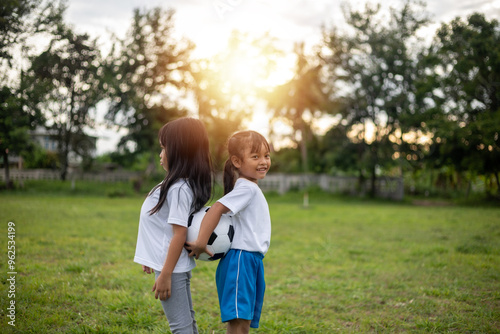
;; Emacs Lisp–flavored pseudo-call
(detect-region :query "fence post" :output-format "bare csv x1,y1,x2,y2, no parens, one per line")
279,173,287,194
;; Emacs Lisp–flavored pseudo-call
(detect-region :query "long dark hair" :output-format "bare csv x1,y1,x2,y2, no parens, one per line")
149,118,213,215
223,130,270,195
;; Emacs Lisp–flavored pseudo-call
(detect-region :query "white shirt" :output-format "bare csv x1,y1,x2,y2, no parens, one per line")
218,178,271,255
134,180,196,273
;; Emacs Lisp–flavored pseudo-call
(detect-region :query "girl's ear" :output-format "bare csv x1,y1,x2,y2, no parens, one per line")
230,155,241,169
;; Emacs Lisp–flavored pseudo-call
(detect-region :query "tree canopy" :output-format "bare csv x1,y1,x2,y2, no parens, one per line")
422,13,500,193
1,1,498,198
105,8,192,158
24,25,103,179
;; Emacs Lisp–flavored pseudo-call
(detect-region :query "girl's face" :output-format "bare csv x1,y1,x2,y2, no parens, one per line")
231,143,271,183
159,143,168,171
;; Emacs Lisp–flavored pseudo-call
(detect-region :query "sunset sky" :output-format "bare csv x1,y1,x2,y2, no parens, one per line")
60,0,500,153
65,0,500,56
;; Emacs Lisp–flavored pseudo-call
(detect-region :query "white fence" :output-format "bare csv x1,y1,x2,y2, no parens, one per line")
1,169,404,200
258,173,404,200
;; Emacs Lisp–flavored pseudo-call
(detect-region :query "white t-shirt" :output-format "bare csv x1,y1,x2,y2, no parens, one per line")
134,180,196,273
218,178,271,255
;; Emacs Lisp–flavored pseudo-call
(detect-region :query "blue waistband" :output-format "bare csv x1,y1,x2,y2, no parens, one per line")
229,248,265,260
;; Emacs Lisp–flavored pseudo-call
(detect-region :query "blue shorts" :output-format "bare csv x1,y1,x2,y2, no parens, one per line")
216,249,265,328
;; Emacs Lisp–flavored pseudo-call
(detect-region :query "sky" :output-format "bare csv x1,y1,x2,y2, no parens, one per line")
62,0,500,154
65,0,500,54
66,0,341,57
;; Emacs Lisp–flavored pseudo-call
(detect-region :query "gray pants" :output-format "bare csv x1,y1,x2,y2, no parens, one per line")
154,270,198,334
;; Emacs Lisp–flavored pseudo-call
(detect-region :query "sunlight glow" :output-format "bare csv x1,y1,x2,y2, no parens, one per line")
201,32,297,137
224,53,261,89
218,35,295,92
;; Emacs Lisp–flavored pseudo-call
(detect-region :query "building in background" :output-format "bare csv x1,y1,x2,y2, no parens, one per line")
0,127,97,171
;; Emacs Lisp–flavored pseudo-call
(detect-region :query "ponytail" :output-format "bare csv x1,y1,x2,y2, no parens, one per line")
223,158,237,195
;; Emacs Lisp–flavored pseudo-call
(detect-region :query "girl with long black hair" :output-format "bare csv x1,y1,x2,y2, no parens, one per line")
134,117,213,334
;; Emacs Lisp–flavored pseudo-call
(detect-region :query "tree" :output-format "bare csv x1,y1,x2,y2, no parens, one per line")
267,42,329,173
321,124,362,175
105,7,193,174
0,87,34,186
24,25,103,180
190,54,247,168
378,1,430,174
191,31,281,167
423,13,500,196
321,0,429,196
0,0,64,186
0,0,64,63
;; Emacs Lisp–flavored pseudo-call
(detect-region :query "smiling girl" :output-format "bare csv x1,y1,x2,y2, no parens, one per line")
186,130,271,333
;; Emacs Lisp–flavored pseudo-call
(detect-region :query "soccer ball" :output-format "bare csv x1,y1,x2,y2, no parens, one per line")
187,206,234,261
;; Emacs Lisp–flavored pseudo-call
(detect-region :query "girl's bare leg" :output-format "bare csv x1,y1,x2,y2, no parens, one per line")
227,319,251,334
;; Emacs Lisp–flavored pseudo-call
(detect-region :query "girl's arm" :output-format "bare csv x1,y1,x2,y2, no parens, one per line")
185,201,230,259
152,224,187,300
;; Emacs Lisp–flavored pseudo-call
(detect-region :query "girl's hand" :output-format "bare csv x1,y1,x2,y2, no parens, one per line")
142,265,153,274
185,241,214,259
152,272,171,301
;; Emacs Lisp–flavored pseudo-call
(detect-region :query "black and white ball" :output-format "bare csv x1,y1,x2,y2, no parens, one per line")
187,206,234,261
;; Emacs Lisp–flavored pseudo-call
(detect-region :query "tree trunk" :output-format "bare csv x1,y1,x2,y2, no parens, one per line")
60,126,72,181
358,169,365,195
60,140,69,181
60,160,68,180
370,163,376,198
299,139,308,174
299,120,308,174
369,143,377,198
494,172,500,196
3,150,11,189
398,131,404,179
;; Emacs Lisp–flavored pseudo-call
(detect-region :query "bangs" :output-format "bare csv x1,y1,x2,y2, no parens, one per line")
248,132,270,153
227,130,270,160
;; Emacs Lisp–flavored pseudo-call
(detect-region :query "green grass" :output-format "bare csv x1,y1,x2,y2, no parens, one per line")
0,186,499,333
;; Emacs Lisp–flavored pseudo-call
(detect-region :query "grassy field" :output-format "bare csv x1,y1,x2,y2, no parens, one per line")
0,183,499,333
